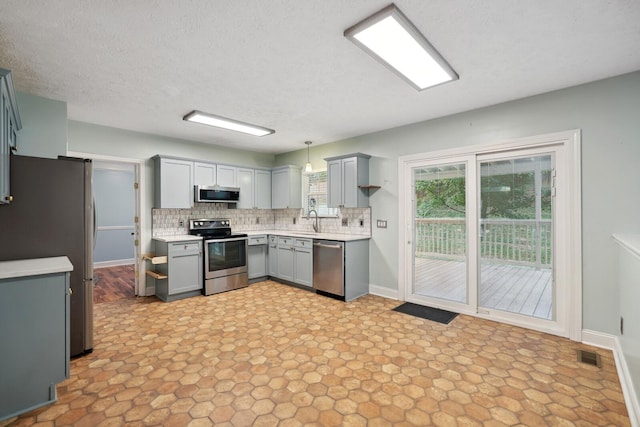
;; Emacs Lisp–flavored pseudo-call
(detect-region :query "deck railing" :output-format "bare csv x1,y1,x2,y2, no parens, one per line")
415,218,552,268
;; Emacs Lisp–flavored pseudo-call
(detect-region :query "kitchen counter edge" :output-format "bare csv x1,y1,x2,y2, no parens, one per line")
245,230,371,241
0,256,73,280
153,235,204,243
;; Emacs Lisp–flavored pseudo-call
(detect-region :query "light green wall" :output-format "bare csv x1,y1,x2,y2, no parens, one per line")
276,71,640,336
67,120,276,168
15,92,67,159
67,120,277,256
618,242,640,403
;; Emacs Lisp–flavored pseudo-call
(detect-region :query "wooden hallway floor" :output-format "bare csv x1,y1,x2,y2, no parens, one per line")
93,264,135,304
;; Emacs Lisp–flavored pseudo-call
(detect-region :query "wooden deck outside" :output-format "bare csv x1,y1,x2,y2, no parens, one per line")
414,257,552,320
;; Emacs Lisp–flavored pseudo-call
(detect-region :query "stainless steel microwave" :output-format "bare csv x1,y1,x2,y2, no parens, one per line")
194,185,240,203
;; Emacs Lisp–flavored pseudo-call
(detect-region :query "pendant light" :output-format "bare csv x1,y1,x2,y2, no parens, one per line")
304,141,313,173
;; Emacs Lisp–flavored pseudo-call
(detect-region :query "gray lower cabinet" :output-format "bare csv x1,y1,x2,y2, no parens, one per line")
0,265,70,421
268,236,278,276
293,238,313,287
248,235,268,280
276,237,295,282
270,236,313,287
152,239,203,301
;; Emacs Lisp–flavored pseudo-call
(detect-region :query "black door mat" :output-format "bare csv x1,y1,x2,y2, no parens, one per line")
392,302,458,324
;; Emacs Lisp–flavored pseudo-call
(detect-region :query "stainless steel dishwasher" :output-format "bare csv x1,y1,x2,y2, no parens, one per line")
313,240,344,296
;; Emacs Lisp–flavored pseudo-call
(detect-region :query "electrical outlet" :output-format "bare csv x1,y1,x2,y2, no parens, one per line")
179,219,185,227
341,218,348,226
377,220,387,228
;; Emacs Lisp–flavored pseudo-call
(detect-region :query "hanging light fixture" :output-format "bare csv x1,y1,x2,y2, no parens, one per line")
304,141,313,173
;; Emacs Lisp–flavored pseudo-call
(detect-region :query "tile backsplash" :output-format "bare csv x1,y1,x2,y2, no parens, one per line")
152,204,371,237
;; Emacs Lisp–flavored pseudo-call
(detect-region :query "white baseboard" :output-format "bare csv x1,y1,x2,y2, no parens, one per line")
94,258,135,268
613,336,640,427
581,329,617,350
369,285,400,300
582,329,639,427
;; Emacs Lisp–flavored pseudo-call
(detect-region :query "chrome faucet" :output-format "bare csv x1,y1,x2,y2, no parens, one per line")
307,209,319,233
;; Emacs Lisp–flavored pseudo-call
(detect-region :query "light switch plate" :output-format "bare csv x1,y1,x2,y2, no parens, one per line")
377,220,387,228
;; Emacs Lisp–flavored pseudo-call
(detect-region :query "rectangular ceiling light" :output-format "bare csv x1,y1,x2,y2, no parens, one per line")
183,110,275,137
344,4,458,91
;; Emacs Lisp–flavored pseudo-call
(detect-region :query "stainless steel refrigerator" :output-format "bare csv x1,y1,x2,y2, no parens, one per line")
0,155,94,356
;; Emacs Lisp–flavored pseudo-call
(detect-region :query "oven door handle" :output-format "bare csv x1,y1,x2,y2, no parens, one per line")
205,237,248,243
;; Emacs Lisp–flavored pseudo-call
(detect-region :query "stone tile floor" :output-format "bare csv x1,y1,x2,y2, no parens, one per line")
2,281,630,426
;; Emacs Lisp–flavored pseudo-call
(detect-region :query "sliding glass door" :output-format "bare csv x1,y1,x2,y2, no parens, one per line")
410,158,472,309
403,141,569,336
478,153,554,320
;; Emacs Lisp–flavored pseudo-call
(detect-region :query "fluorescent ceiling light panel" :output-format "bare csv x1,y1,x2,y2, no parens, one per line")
345,4,458,91
183,110,275,137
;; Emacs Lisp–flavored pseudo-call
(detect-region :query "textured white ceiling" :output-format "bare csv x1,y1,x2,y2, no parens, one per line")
1,1,639,154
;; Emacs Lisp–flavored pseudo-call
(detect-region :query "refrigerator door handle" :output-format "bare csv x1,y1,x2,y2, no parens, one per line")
93,197,97,249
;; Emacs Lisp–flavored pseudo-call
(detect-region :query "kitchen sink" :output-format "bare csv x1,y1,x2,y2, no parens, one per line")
291,232,318,236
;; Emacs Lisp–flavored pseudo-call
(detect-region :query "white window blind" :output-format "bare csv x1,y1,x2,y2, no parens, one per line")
302,170,338,216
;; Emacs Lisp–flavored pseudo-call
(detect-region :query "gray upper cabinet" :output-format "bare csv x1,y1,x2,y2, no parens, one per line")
217,164,237,187
0,68,22,205
237,168,271,209
237,168,254,209
255,169,272,209
326,153,371,208
193,162,217,186
154,156,193,208
271,165,301,209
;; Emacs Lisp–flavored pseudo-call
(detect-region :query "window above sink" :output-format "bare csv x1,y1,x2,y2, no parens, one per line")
302,169,338,218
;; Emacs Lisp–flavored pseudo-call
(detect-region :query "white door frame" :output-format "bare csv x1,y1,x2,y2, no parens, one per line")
68,151,147,297
398,130,582,341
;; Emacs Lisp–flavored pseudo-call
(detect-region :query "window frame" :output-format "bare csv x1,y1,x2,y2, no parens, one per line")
301,169,339,218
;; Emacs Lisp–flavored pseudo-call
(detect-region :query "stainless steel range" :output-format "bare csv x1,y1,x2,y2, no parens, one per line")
189,218,248,295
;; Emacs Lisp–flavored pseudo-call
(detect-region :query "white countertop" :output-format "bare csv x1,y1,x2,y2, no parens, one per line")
0,256,73,280
154,231,371,242
245,230,371,242
153,235,204,243
613,234,640,258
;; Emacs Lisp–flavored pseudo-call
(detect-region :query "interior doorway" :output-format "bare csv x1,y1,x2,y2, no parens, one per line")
92,160,136,303
68,152,148,299
399,130,582,340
